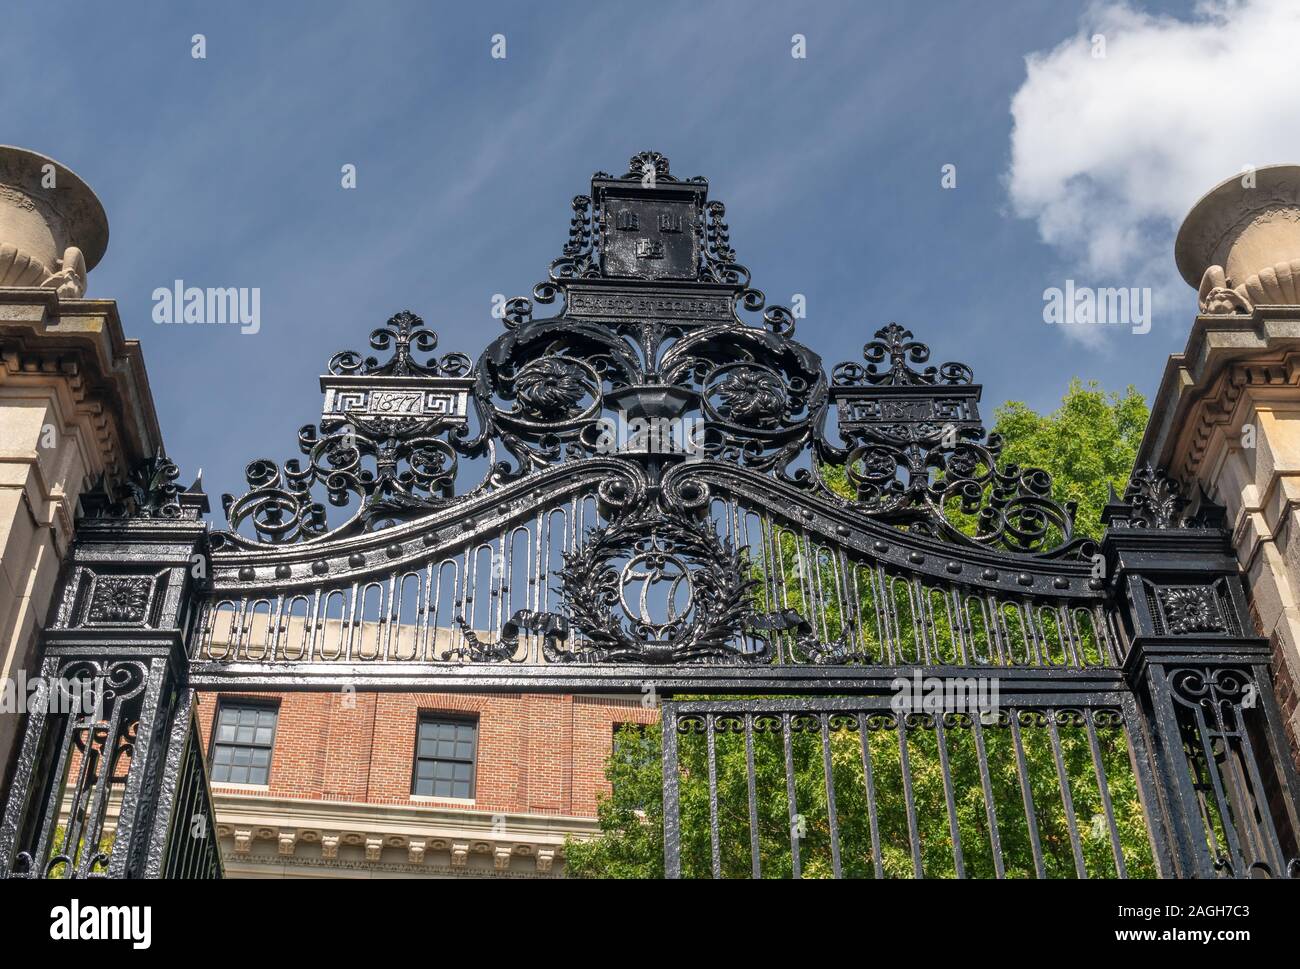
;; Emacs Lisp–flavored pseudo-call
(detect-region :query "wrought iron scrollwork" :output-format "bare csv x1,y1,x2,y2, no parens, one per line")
831,322,974,387
220,312,483,544
821,323,1087,557
82,449,206,521
11,660,147,879
214,152,1098,581
553,488,761,664
327,310,472,378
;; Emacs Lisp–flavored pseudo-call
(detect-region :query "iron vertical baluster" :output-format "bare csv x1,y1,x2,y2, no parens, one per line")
877,566,898,664
971,714,1006,878
1020,601,1042,667
663,707,682,879
774,526,795,663
757,515,778,660
234,596,249,661
706,713,720,878
856,712,885,879
308,588,322,662
782,712,801,878
985,594,1007,666
909,577,930,666
949,588,969,665
897,714,924,877
1009,709,1047,878
382,574,397,662
1059,603,1082,667
848,559,866,656
1083,709,1128,878
933,713,966,877
417,562,434,661
744,713,761,878
819,713,842,878
270,593,287,662
530,508,545,658
1046,709,1088,878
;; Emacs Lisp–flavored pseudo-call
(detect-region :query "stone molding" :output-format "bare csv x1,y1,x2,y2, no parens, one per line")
210,791,598,877
0,288,162,474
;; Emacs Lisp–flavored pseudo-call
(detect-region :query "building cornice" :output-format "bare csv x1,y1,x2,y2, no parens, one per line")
1139,306,1300,480
0,288,163,478
211,791,597,877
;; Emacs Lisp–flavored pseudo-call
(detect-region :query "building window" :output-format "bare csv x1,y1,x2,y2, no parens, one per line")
210,701,278,785
613,721,649,759
413,715,478,799
612,722,652,811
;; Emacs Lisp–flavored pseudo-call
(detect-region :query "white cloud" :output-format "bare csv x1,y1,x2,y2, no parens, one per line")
1007,0,1300,335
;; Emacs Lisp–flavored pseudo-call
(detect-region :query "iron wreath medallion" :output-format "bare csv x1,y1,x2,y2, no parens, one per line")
557,509,760,664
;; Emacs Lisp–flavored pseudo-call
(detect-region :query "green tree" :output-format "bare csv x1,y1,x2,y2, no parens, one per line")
563,381,1151,879
990,379,1148,541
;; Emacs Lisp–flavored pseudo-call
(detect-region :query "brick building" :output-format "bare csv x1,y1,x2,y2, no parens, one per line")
195,690,656,877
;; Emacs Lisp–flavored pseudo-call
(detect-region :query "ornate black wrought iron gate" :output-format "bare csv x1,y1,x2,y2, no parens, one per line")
2,152,1297,878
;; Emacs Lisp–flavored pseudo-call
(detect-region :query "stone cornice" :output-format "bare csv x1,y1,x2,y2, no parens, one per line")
211,791,597,876
1139,307,1300,481
0,288,163,478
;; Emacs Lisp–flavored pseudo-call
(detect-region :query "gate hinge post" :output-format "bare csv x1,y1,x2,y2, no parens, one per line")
0,453,213,879
1102,464,1300,878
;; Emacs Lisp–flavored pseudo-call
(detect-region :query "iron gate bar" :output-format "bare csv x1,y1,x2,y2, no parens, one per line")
182,663,1135,694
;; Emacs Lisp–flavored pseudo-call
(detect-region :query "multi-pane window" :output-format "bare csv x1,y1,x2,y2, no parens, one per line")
413,716,478,799
210,701,278,785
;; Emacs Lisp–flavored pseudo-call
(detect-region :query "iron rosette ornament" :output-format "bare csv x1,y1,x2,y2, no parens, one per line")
818,322,1090,558
658,322,829,477
470,316,639,475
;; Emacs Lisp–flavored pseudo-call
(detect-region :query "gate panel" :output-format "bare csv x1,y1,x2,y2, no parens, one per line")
662,693,1160,879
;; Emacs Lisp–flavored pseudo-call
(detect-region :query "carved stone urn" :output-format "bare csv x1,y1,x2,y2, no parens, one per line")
0,146,108,298
1176,165,1300,314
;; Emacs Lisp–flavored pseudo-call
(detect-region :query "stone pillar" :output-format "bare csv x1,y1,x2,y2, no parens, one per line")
1142,165,1300,766
0,146,163,788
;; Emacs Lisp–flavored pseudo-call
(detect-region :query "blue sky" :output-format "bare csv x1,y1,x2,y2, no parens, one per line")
3,0,1263,507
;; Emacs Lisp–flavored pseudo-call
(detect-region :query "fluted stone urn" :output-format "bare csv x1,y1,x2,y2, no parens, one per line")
1176,165,1300,314
0,146,108,298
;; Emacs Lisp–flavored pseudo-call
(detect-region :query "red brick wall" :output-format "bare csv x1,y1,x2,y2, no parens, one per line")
195,691,658,817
